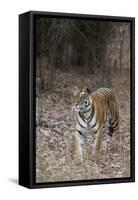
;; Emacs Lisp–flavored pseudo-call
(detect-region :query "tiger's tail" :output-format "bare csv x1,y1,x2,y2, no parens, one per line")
108,112,121,146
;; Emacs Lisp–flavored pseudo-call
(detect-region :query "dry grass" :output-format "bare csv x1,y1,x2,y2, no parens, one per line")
36,69,130,183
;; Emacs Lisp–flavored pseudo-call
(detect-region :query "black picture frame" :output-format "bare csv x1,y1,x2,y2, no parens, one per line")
19,11,135,189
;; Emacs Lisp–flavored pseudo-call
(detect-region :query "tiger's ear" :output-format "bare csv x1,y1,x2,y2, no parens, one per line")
86,87,91,94
73,85,79,96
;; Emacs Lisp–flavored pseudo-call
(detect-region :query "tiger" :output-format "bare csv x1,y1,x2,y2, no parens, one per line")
72,86,119,161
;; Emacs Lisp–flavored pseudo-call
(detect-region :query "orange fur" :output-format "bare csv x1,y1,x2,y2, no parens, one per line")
73,87,119,161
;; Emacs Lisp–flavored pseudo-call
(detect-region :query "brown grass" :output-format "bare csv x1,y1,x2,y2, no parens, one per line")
36,69,130,183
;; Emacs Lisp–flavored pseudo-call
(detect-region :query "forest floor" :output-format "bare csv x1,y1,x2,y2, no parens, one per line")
36,69,130,183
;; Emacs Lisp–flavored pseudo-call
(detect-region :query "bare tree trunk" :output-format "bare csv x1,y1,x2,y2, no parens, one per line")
39,18,46,92
39,54,45,91
47,50,56,92
107,60,112,88
119,27,125,72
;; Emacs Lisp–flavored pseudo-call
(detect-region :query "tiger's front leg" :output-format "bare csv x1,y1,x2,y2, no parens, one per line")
72,130,84,162
92,124,103,159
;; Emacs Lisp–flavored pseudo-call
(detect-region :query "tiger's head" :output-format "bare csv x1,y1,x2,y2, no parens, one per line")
73,86,92,113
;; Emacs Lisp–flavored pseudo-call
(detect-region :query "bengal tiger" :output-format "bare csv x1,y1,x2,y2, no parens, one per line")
72,86,119,161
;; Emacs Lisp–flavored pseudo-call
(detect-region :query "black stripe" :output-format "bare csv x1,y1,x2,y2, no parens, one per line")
88,104,94,122
76,129,86,137
94,128,98,134
77,117,86,129
94,123,100,133
111,120,119,128
113,126,119,131
91,121,97,128
76,129,83,135
88,113,93,122
79,112,86,123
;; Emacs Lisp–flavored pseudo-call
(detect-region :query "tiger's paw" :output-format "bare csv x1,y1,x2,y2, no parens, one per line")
73,153,83,163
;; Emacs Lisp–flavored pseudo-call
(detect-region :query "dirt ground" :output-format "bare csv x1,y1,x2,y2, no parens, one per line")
35,69,130,183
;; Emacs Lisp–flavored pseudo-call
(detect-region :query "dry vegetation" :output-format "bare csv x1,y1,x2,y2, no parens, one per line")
35,17,131,183
36,69,130,183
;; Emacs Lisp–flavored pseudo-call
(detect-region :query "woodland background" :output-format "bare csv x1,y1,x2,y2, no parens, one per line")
35,16,130,182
